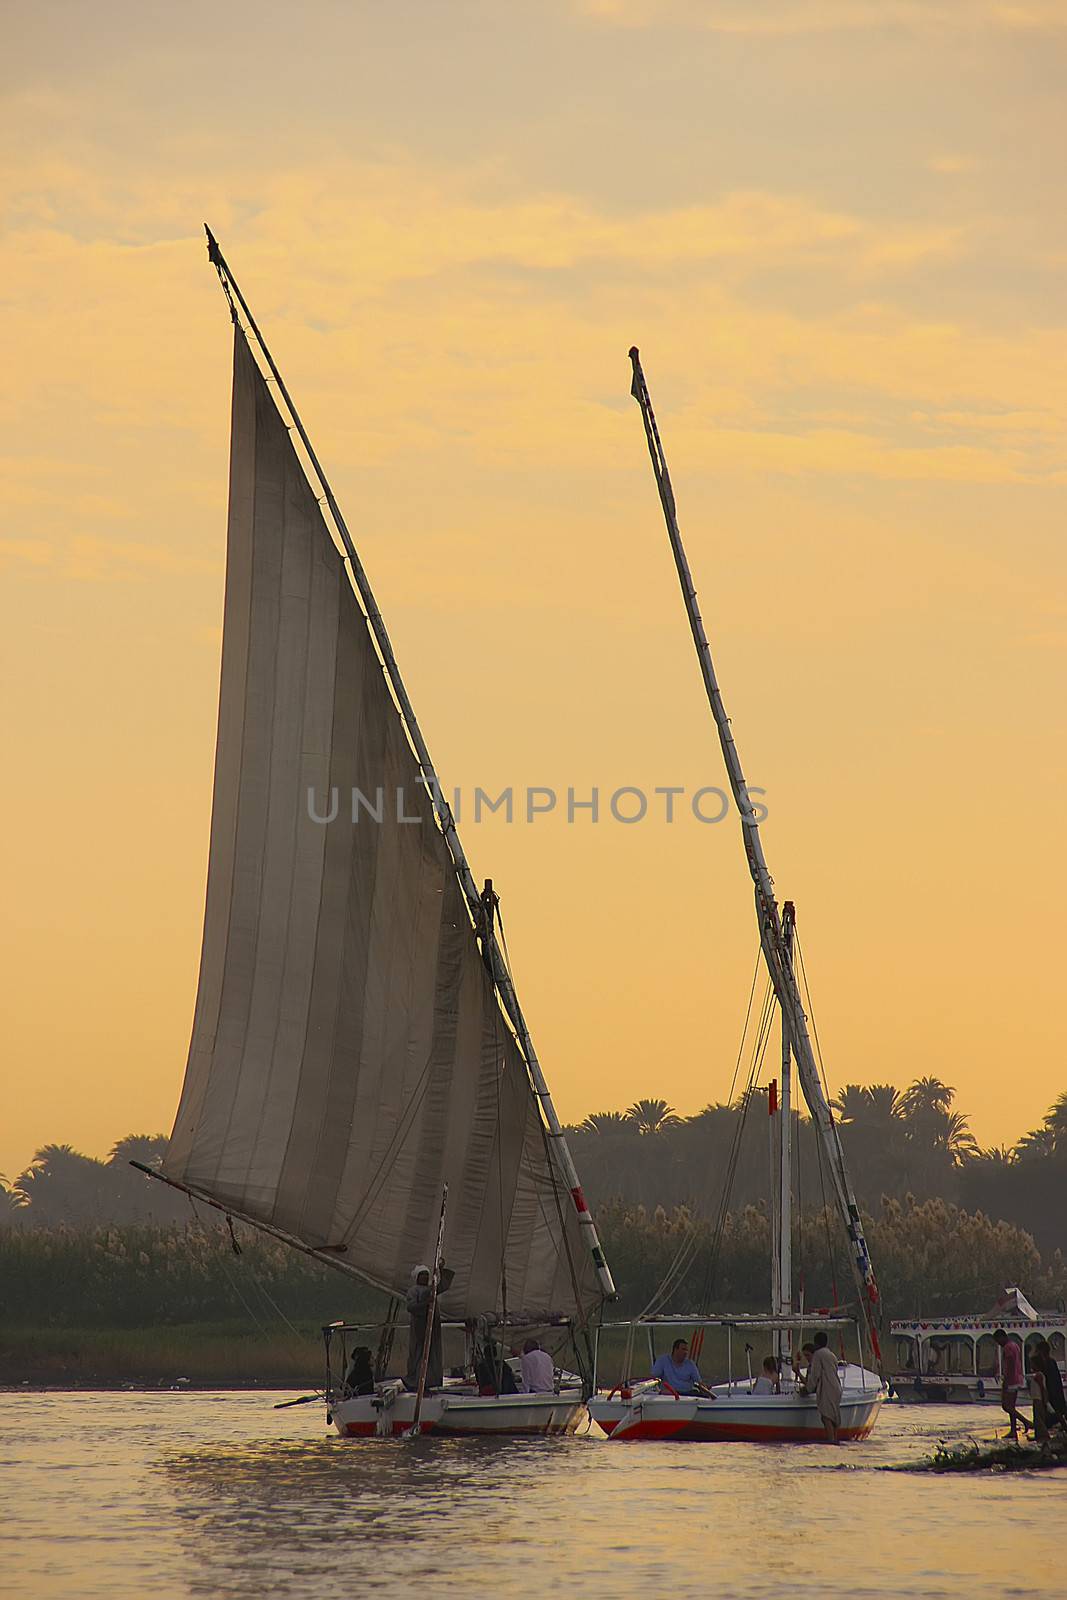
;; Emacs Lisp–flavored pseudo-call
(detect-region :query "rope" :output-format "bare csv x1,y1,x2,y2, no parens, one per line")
633,944,767,1326
187,1198,271,1336
697,982,777,1317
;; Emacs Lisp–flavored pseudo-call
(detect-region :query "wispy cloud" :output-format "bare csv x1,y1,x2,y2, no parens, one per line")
578,0,1067,34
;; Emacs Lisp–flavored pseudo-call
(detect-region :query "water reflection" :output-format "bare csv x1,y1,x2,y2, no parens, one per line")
2,1396,1063,1600
163,1434,588,1595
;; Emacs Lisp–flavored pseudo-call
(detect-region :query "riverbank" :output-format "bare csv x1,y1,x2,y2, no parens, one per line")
0,1323,323,1387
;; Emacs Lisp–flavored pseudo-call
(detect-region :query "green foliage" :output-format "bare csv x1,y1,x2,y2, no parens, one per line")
595,1195,1067,1320
0,1322,321,1386
0,1221,386,1330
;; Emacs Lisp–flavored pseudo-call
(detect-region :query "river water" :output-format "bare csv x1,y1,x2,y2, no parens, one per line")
0,1393,1060,1598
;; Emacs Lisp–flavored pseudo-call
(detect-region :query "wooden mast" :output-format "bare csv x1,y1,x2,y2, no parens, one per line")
408,1185,448,1437
628,346,882,1368
778,901,795,1369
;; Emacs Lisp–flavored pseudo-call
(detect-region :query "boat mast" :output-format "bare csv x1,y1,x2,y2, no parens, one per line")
627,347,881,1366
778,901,795,1368
202,228,615,1304
408,1185,448,1437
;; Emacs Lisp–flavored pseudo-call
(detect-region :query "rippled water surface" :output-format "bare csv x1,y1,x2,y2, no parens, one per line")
0,1393,1061,1598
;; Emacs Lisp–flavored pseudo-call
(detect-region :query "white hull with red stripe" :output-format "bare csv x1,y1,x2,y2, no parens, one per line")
590,1364,886,1442
331,1380,586,1438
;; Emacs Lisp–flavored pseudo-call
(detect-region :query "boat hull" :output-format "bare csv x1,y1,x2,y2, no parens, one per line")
331,1386,586,1438
888,1375,998,1404
591,1367,886,1443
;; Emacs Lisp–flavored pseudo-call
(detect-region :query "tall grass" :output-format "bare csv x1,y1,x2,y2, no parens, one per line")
0,1220,386,1329
0,1322,322,1385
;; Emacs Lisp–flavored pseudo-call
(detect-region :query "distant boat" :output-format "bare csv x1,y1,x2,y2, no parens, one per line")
889,1287,1067,1405
588,351,886,1443
137,230,615,1438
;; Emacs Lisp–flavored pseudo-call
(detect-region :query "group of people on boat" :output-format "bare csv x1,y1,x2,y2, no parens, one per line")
649,1330,846,1441
341,1262,561,1399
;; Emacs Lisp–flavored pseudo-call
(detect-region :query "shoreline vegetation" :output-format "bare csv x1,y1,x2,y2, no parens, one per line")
894,1434,1067,1474
3,1087,1064,1387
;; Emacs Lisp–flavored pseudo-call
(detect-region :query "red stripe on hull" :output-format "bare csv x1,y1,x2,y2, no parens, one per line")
600,1418,694,1441
677,1420,878,1443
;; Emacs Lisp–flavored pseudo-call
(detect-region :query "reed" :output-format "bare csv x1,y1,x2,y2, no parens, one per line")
0,1322,322,1385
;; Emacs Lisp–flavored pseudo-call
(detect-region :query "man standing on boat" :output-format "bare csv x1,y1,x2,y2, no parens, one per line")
404,1261,454,1391
804,1331,842,1443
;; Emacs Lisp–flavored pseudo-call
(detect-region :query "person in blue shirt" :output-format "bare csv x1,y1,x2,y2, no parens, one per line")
650,1338,715,1398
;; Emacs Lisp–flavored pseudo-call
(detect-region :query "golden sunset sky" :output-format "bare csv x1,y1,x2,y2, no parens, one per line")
2,0,1065,1182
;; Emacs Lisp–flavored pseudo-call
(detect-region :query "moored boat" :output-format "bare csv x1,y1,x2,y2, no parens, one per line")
593,1372,883,1443
889,1287,1067,1404
589,353,889,1444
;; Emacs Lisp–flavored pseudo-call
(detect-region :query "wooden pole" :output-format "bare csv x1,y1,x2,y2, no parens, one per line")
408,1185,448,1437
778,903,795,1370
628,346,882,1369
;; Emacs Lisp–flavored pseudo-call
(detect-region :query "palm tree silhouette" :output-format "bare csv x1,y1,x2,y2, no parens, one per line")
580,1111,633,1135
625,1098,681,1135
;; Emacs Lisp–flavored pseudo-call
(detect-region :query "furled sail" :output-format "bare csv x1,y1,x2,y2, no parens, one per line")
165,330,597,1325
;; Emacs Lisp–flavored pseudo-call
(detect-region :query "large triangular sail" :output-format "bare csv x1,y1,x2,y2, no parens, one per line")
165,322,600,1325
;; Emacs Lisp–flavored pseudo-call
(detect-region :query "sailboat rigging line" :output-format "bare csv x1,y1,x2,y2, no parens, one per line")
486,895,594,1361
202,224,614,1304
812,1127,845,1354
636,961,774,1322
637,947,764,1318
186,1197,271,1338
130,1161,387,1290
698,985,778,1317
628,345,882,1368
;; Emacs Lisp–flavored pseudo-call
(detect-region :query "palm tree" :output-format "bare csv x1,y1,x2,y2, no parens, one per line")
829,1084,872,1125
625,1098,681,1135
866,1084,904,1124
107,1134,169,1169
1044,1091,1067,1149
579,1111,632,1135
14,1143,111,1224
1015,1092,1067,1160
934,1110,980,1167
1015,1124,1057,1161
900,1077,956,1116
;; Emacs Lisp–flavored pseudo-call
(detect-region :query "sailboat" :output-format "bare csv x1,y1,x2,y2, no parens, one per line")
588,351,886,1443
136,231,615,1438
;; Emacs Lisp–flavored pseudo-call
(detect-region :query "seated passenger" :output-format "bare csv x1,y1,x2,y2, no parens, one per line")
651,1338,714,1398
751,1356,780,1394
344,1345,375,1397
520,1338,556,1393
475,1339,519,1396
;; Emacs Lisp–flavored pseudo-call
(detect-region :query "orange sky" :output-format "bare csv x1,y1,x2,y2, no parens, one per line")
2,0,1065,1182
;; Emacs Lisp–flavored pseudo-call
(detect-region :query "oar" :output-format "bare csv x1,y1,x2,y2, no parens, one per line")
273,1393,325,1409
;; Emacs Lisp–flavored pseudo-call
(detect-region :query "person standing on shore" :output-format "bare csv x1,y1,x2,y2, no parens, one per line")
993,1328,1029,1443
1032,1341,1066,1434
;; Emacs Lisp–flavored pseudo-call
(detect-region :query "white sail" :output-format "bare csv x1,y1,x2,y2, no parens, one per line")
165,330,598,1325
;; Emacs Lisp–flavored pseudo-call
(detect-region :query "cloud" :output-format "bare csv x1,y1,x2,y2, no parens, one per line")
577,0,1067,33
1,150,1064,535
